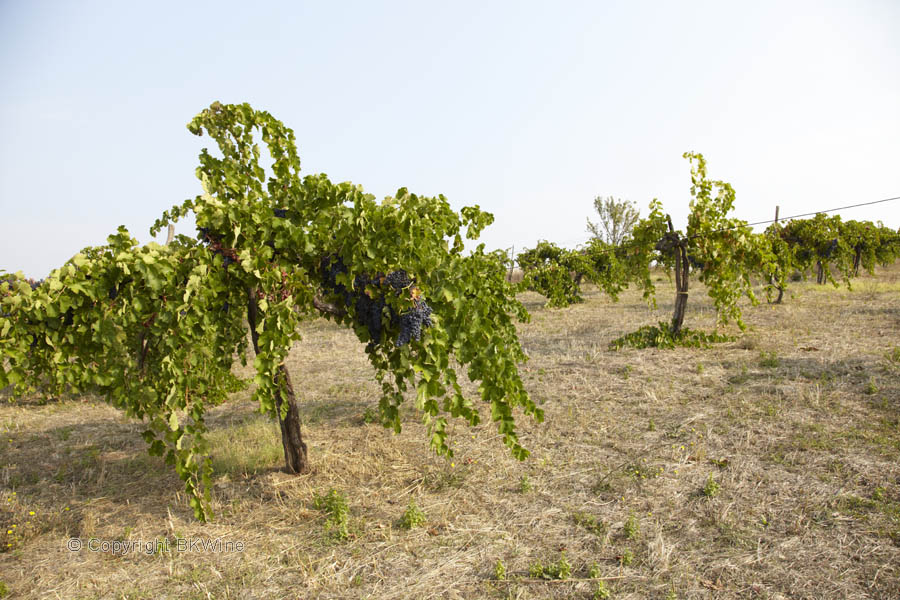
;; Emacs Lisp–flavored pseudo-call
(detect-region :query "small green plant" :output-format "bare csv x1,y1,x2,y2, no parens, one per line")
494,559,506,580
696,362,704,374
759,350,779,368
518,474,533,493
619,548,634,566
588,562,611,597
0,580,8,598
313,488,351,540
361,406,377,424
623,513,640,539
648,418,656,431
528,553,572,580
702,473,721,498
622,365,632,379
864,379,878,395
887,347,900,364
547,553,572,579
399,498,426,530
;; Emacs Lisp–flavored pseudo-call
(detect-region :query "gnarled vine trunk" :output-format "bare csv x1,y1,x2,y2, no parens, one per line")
247,291,309,474
666,215,689,335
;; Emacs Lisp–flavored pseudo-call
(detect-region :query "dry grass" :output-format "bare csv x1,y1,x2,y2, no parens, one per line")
1,264,899,599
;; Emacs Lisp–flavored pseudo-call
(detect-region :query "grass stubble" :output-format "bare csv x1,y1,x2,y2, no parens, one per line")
0,265,898,599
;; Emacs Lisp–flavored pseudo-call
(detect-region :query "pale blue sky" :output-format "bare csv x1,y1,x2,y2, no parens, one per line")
2,0,898,277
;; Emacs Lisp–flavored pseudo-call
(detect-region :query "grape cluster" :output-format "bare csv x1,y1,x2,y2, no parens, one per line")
197,227,238,267
385,269,411,290
319,256,432,347
397,299,433,347
687,254,705,271
355,293,386,344
273,208,289,218
824,238,838,258
107,277,132,300
320,255,351,303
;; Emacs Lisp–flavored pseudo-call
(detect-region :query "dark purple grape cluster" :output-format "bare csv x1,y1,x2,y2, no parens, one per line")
107,278,131,301
396,299,432,347
320,255,351,302
355,293,386,343
385,269,411,290
274,208,289,218
318,257,432,347
687,254,705,271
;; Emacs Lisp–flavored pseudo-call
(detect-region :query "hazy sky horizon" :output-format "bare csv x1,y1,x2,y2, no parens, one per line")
2,0,899,277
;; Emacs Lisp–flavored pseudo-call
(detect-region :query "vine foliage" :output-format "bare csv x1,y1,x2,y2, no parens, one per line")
516,239,627,308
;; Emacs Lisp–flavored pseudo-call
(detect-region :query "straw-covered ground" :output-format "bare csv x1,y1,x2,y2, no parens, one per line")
1,264,899,599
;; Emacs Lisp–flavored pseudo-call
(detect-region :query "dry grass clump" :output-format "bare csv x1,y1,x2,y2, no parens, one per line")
0,264,898,598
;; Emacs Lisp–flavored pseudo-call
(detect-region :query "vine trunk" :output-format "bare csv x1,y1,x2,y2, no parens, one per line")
247,292,310,474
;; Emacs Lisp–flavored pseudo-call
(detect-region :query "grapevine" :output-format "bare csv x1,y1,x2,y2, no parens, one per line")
0,102,543,520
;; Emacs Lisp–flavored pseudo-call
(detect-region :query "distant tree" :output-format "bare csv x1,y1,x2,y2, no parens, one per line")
586,197,640,246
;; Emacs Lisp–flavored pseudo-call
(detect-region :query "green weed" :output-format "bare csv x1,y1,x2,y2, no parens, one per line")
623,513,640,539
518,474,533,494
494,559,506,580
702,473,721,498
758,351,779,368
361,406,377,424
886,347,900,364
313,488,351,540
399,498,426,530
528,552,572,580
864,379,878,395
